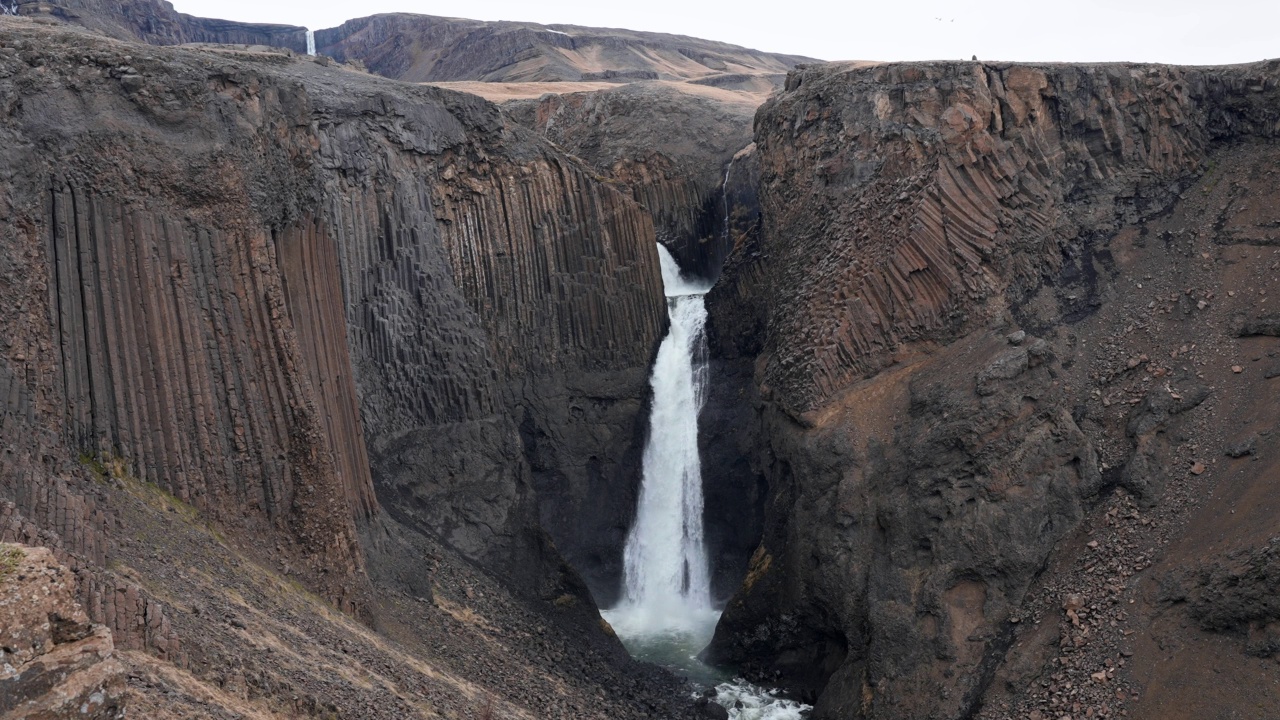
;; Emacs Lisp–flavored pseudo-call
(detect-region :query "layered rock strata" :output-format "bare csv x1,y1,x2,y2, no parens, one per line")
315,13,808,84
10,0,307,50
705,59,1280,719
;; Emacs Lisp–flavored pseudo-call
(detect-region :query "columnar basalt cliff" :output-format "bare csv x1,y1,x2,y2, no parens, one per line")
0,19,698,719
705,59,1280,719
10,0,308,50
503,83,764,280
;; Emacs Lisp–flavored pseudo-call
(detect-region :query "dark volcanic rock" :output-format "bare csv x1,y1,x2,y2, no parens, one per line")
705,58,1280,720
504,83,762,280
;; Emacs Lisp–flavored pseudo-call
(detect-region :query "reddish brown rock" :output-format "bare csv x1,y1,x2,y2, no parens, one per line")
1,544,126,720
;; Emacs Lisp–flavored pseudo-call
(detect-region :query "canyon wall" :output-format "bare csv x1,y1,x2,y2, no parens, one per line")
504,83,761,279
705,59,1280,719
10,0,307,50
0,17,669,695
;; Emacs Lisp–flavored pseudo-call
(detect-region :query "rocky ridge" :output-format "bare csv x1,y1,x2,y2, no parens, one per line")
314,13,809,84
8,0,308,50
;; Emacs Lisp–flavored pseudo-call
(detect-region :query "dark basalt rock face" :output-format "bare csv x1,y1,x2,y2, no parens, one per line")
10,0,308,50
0,21,672,713
704,59,1280,719
504,84,762,281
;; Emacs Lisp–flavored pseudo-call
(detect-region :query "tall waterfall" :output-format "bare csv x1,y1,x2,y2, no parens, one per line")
602,252,813,718
306,30,316,56
610,245,714,633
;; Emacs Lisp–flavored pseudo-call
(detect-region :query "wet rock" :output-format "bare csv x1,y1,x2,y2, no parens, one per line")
695,696,731,719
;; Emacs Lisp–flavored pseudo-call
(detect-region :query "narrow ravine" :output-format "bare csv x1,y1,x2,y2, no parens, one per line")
603,245,810,720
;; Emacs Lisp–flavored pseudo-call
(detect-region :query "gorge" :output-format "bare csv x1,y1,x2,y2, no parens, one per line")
2,4,1280,720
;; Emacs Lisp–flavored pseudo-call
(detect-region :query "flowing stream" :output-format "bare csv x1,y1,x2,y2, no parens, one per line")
602,245,810,720
306,29,316,56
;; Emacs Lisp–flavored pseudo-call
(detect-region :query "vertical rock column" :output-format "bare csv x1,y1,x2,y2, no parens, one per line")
42,184,371,609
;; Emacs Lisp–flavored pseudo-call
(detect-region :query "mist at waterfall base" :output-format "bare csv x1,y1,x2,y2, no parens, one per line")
601,246,810,720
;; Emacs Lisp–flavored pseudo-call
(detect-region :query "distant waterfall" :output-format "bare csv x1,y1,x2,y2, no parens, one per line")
613,245,714,630
721,156,736,243
306,30,316,56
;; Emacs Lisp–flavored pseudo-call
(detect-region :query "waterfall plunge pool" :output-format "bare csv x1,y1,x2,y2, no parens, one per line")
601,604,811,720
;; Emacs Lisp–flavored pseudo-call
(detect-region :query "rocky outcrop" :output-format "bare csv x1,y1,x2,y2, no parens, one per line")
315,12,809,84
705,59,1280,719
1,543,126,720
10,0,307,50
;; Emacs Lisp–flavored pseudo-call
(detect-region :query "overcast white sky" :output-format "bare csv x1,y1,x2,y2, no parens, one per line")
173,1,1277,65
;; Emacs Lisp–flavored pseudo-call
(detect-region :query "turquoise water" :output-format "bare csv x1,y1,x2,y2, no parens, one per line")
603,605,728,687
602,605,812,719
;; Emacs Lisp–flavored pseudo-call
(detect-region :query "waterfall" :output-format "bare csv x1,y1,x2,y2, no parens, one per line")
721,156,736,243
602,250,814,718
610,245,714,633
306,30,316,56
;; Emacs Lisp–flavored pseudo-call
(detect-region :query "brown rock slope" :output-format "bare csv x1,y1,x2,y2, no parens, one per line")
315,13,809,84
7,0,307,50
703,59,1280,720
0,17,698,718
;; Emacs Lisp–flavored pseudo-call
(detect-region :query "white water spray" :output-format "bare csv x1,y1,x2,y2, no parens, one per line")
306,29,316,56
1,1,19,16
613,245,714,631
721,156,736,243
603,245,811,718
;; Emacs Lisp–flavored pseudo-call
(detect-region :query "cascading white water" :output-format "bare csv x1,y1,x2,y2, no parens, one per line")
613,245,714,630
603,245,811,719
721,156,736,242
306,30,316,56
